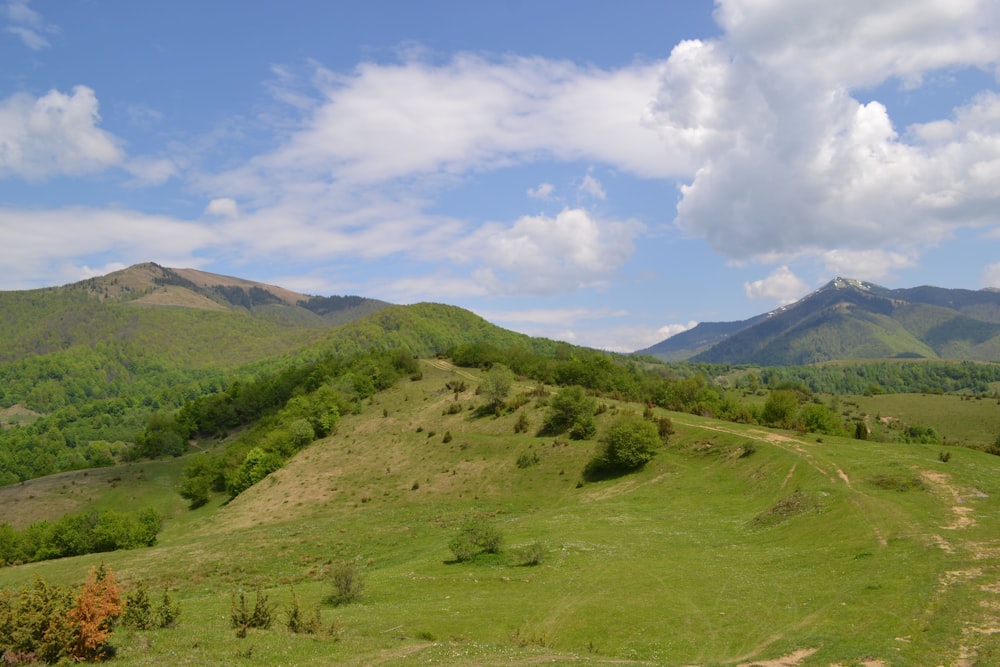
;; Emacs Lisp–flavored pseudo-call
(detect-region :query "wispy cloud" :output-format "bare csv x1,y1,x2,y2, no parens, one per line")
3,0,58,50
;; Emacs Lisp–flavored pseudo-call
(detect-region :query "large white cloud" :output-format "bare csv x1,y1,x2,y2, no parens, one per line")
649,0,1000,278
0,86,123,179
208,54,670,203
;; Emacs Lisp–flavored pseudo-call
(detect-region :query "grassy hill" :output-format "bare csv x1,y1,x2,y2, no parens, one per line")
0,271,558,486
2,360,998,666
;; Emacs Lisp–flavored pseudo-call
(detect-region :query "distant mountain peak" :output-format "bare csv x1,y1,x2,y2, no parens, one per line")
638,279,1000,364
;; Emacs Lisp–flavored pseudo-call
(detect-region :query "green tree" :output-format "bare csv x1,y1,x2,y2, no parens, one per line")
542,385,596,438
762,390,799,428
226,447,281,497
480,363,514,413
799,403,845,436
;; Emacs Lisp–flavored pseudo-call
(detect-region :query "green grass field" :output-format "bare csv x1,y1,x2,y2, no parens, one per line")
2,360,999,666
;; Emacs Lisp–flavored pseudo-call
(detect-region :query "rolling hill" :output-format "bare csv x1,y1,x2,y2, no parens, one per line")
638,277,1000,364
1,360,999,666
0,264,560,485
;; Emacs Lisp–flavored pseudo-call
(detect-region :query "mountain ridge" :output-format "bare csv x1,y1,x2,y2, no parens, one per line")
638,277,1000,364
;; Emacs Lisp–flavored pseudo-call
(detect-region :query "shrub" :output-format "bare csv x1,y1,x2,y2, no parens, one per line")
122,581,154,630
569,414,597,440
513,412,530,434
449,518,503,562
514,541,545,566
67,564,122,662
585,416,660,478
542,385,596,436
231,585,274,637
516,451,540,469
285,588,322,634
156,587,181,629
762,390,800,428
327,562,364,606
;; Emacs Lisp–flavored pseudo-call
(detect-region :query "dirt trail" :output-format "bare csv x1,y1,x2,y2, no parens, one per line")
916,469,999,666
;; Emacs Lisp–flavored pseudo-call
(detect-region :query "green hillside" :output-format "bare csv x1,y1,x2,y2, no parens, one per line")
0,270,556,486
1,360,998,666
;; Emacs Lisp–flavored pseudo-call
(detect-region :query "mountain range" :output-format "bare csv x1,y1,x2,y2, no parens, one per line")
638,277,1000,365
7,265,1000,367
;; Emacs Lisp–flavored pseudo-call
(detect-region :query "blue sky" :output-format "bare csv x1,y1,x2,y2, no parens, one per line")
2,1,999,352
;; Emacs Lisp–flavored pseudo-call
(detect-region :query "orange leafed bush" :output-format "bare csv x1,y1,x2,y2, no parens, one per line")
67,564,122,662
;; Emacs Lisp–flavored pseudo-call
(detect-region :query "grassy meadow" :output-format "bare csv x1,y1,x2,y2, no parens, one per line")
2,360,999,666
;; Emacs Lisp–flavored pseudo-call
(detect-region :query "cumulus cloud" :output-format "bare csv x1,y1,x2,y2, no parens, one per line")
647,0,1000,272
0,86,124,180
3,0,58,50
457,208,644,294
744,266,809,303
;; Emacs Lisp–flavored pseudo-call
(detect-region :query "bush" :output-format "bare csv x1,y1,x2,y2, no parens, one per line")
67,564,122,662
513,412,530,434
514,541,545,566
156,587,181,629
285,588,322,634
585,416,660,478
448,518,503,562
327,562,364,606
516,450,540,469
122,581,154,630
231,585,274,637
762,390,800,428
542,386,596,437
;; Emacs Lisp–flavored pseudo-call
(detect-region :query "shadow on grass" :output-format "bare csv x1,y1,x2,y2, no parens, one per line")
580,462,643,484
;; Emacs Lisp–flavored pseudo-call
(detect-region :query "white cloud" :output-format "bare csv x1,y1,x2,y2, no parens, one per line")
578,172,606,200
656,320,699,340
982,262,1000,289
0,206,218,288
124,157,180,187
3,0,58,50
820,248,917,282
744,266,809,303
457,208,644,294
210,53,670,202
646,0,1000,270
527,182,556,200
0,86,124,180
204,197,240,218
